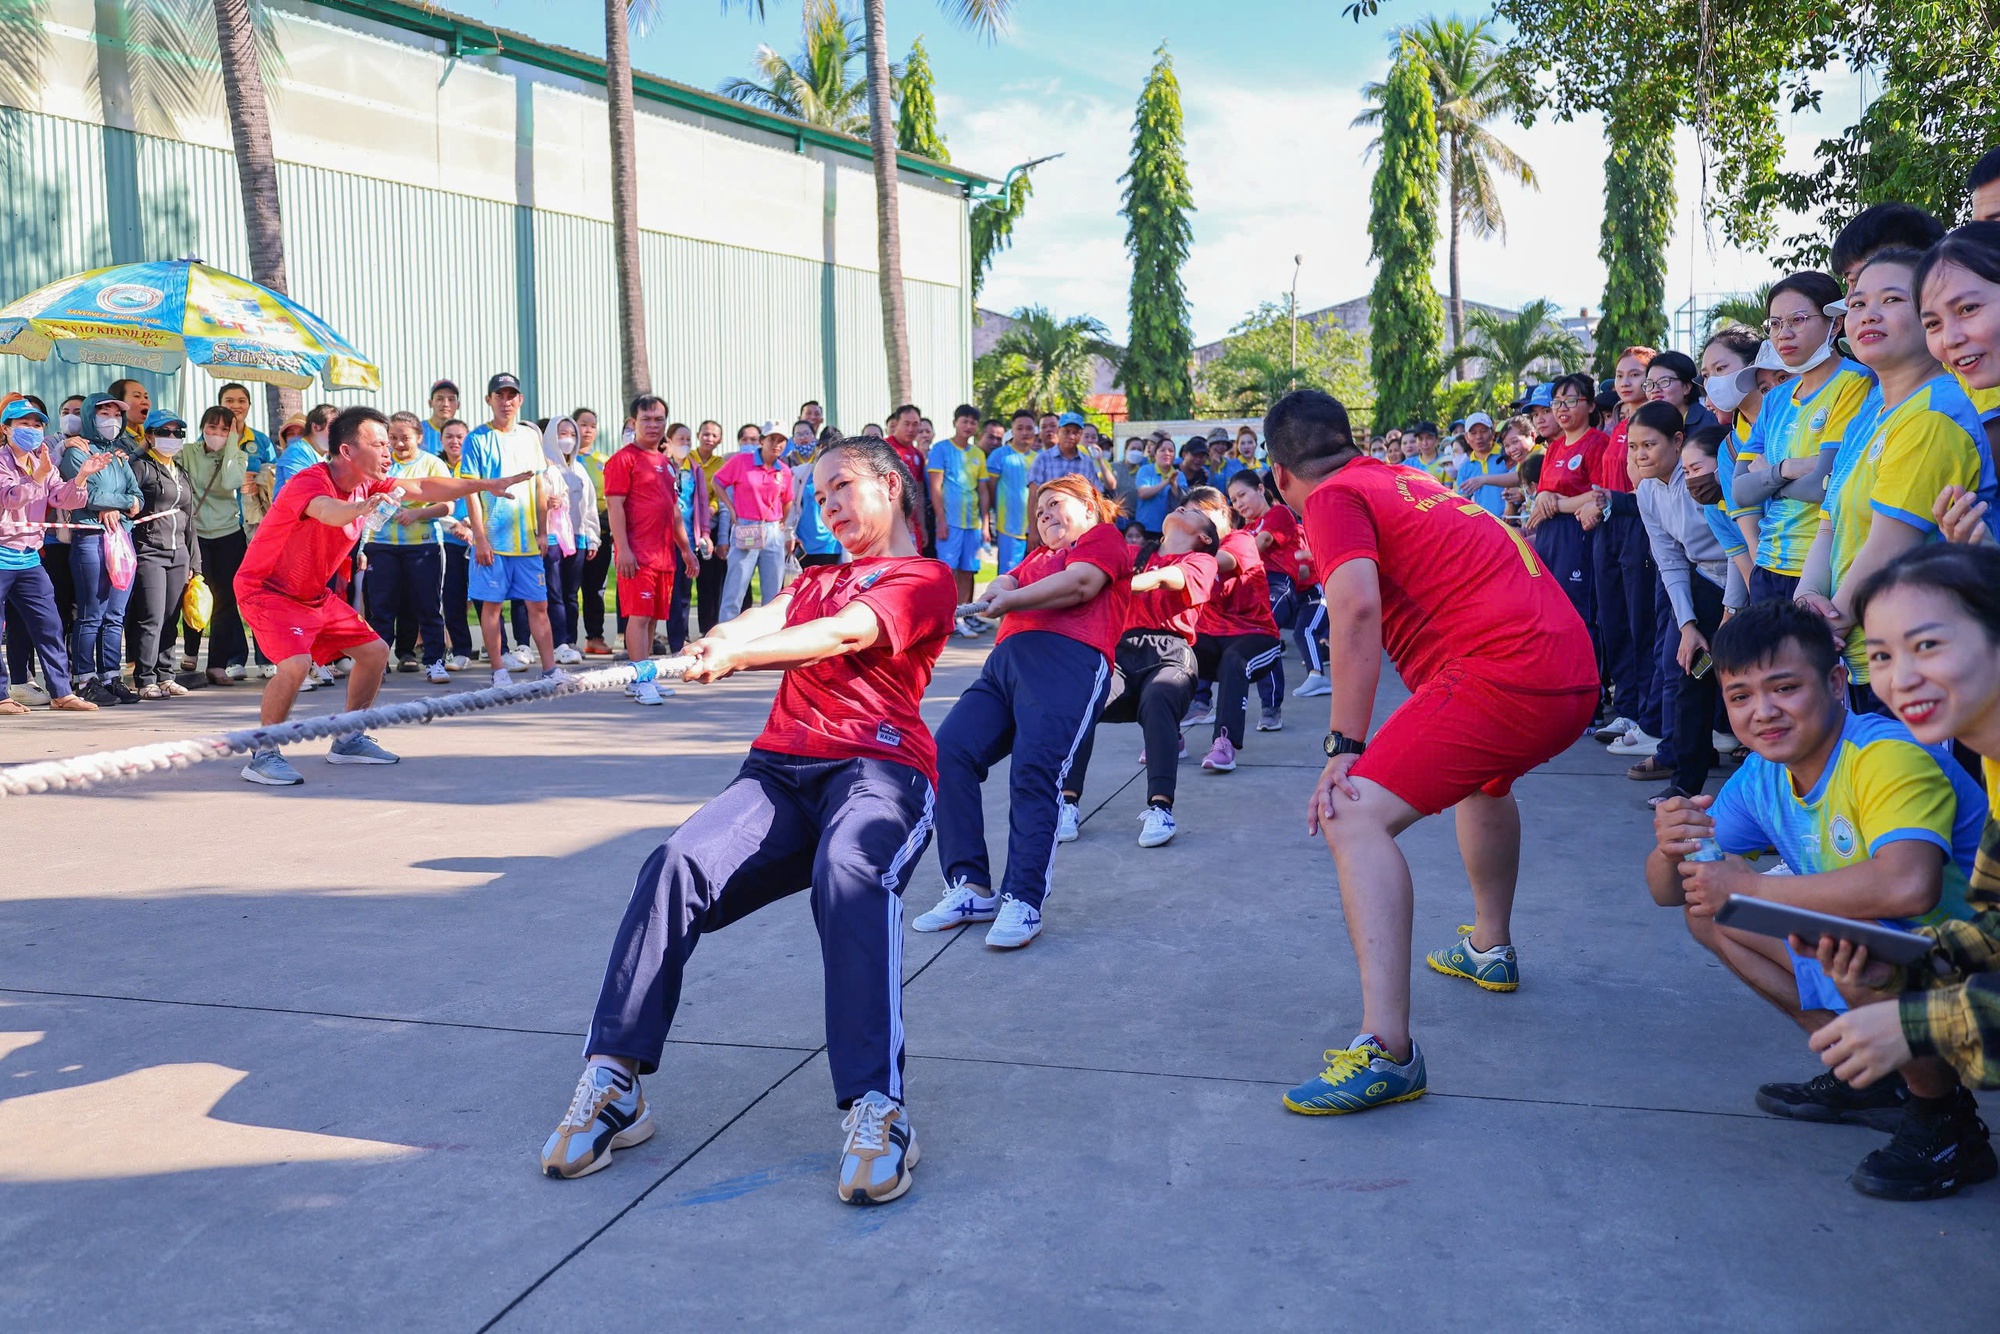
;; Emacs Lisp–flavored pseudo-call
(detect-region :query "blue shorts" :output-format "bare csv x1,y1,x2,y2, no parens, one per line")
468,552,547,603
935,526,983,572
1787,945,1850,1015
996,533,1027,578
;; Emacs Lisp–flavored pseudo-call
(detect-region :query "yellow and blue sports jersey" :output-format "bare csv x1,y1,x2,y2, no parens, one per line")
1823,372,1998,680
1953,369,2000,424
462,421,546,556
376,451,448,546
1705,425,1748,557
1711,710,1986,1008
1455,449,1509,516
1740,358,1876,576
441,455,472,547
991,444,1037,541
926,439,988,531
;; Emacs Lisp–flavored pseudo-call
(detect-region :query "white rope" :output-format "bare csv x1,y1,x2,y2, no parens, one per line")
0,655,692,799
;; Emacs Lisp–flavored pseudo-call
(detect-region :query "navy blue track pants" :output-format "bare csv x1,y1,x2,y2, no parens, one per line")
1592,513,1659,733
935,631,1109,911
587,748,934,1107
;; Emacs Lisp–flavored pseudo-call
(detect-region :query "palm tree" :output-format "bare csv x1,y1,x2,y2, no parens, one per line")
1209,349,1325,417
211,0,296,426
1705,286,1772,338
605,0,663,406
1446,299,1586,404
973,306,1115,417
720,0,872,135
1355,16,1535,367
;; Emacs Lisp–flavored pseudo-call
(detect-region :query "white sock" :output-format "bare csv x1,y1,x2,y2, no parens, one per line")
586,1055,634,1092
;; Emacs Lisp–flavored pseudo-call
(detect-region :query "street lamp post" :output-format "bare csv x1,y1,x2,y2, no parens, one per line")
1289,253,1302,385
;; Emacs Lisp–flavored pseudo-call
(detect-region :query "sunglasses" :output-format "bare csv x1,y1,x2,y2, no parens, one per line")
154,427,186,438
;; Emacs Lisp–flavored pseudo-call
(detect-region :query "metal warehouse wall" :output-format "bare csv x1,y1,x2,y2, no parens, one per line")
0,105,971,432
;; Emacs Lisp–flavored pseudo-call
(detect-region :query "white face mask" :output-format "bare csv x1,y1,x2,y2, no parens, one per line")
310,431,329,450
559,432,577,456
1125,449,1144,464
94,413,124,439
203,430,229,451
60,412,81,435
1757,330,1833,375
152,436,185,457
1704,370,1750,414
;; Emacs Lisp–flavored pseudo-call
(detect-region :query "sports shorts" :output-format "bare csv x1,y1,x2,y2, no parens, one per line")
239,589,380,667
616,563,675,619
1353,663,1595,815
468,552,547,603
934,526,983,572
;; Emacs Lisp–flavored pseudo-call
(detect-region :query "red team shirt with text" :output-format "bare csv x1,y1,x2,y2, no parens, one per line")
1588,419,1636,493
1197,529,1279,638
1303,458,1595,693
997,521,1133,661
1540,428,1607,499
753,557,959,784
601,443,683,572
1124,550,1218,642
235,464,399,602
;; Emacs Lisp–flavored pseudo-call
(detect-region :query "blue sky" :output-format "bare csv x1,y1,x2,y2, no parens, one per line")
468,1,1858,345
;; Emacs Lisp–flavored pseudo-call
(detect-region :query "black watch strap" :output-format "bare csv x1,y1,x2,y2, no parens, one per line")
1323,730,1366,758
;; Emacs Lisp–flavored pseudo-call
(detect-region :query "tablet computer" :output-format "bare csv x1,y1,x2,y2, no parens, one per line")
1715,894,1935,966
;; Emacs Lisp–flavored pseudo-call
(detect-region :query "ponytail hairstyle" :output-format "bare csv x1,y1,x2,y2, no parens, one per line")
1038,472,1123,525
1181,483,1240,529
1852,544,2000,648
1630,400,1685,439
813,433,920,529
1227,467,1280,507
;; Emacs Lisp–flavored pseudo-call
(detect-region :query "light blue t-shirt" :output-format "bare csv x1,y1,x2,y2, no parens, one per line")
991,445,1036,541
792,460,840,557
1455,451,1509,516
1134,463,1173,532
271,439,321,501
926,439,985,531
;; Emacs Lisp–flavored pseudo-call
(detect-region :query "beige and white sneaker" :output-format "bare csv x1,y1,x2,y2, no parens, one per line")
541,1062,654,1179
837,1092,918,1205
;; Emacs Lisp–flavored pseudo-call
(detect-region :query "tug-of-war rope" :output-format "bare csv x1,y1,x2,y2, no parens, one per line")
0,655,693,799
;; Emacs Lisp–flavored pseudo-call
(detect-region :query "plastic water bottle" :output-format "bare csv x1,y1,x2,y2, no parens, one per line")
360,488,405,537
1686,837,1725,863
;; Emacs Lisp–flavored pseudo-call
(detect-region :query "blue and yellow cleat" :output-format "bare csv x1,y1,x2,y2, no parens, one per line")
1425,925,1519,992
1283,1034,1427,1115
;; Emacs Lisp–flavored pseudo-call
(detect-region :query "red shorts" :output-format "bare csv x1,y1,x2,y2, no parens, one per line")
616,563,675,619
239,590,380,667
1353,665,1596,815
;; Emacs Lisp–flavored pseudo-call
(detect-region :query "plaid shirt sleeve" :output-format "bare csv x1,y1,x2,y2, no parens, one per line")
1897,814,2000,1085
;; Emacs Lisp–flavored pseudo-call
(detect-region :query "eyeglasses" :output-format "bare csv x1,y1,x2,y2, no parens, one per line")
1763,313,1824,335
1550,395,1587,408
1642,377,1684,393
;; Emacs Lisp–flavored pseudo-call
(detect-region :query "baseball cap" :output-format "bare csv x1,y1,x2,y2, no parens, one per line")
1057,411,1085,428
429,378,460,398
1527,383,1554,408
762,421,784,437
1,398,44,423
1464,411,1494,430
1449,418,1466,431
1415,421,1440,437
144,408,186,431
486,372,522,395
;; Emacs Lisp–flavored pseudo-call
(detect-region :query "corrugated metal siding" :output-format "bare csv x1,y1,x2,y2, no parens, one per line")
0,106,969,431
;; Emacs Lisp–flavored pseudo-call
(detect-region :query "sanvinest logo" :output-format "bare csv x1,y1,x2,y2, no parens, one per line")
96,283,164,316
1830,815,1858,859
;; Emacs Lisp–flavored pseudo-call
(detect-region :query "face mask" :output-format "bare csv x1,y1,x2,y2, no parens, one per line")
1703,371,1749,414
1685,471,1724,507
310,431,329,450
1125,449,1144,464
10,425,43,450
559,433,577,455
94,414,123,439
1758,331,1833,375
204,431,228,451
152,437,185,458
60,412,81,435
622,428,636,447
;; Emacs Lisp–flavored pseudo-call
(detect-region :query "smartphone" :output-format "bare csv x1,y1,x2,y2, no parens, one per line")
1690,650,1713,678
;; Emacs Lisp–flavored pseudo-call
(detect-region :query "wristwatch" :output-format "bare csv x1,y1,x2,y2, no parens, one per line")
1323,731,1366,758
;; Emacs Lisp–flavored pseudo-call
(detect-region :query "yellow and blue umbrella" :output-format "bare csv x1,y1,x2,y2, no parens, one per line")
0,259,379,392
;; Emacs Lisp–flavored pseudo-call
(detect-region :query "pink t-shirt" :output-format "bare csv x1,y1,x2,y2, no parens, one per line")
713,452,796,522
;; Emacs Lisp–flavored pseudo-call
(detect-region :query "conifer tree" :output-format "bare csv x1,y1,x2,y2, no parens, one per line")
1119,44,1195,420
895,35,949,160
1365,42,1444,429
1593,109,1675,374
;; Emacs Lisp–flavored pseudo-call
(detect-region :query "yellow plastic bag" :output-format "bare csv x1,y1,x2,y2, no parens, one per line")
181,574,214,634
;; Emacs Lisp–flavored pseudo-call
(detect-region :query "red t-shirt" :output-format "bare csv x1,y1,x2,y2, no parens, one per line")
1125,550,1218,642
753,556,958,784
1541,428,1606,499
1303,457,1596,693
997,520,1132,661
889,439,929,547
235,463,397,603
1588,419,1635,492
1255,504,1302,583
1197,529,1279,638
602,443,682,572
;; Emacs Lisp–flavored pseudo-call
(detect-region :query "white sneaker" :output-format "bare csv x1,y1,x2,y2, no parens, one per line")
1606,727,1661,756
257,662,278,679
1056,799,1080,843
445,654,471,671
837,1092,917,1205
955,616,982,640
1712,729,1740,755
1137,805,1177,847
1594,715,1636,743
224,663,246,681
541,1063,654,1180
9,681,50,707
911,879,998,932
491,667,514,687
309,663,336,686
426,662,451,683
1292,672,1332,698
507,644,536,670
554,643,584,665
984,895,1042,949
633,680,666,706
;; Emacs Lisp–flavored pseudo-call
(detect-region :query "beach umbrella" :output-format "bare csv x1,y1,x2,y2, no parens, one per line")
0,259,379,392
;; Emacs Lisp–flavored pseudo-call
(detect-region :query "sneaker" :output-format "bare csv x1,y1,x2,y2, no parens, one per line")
1056,799,1080,843
911,880,998,933
507,644,536,670
955,616,983,639
984,895,1042,949
1183,700,1215,726
1293,671,1333,698
1425,925,1518,992
241,749,304,786
1626,756,1671,781
8,681,50,707
541,1063,654,1180
81,680,119,707
554,643,584,665
426,662,451,684
1137,805,1177,847
1606,727,1660,756
224,663,246,681
103,680,139,705
1201,736,1237,773
297,674,318,693
1850,1087,1999,1201
1594,715,1637,743
633,680,666,706
1712,729,1740,755
1283,1034,1428,1115
326,733,399,765
445,654,471,672
491,667,514,687
837,1092,918,1205
1257,707,1283,732
309,664,337,687
333,657,353,677
584,639,613,658
257,662,278,679
1755,1069,1908,1131
397,657,420,673
137,683,170,701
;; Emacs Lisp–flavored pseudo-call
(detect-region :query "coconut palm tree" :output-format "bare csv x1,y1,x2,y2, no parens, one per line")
605,0,662,405
973,306,1115,417
1208,349,1326,417
212,0,295,425
1446,298,1586,404
1705,286,1773,338
720,0,873,135
1355,16,1535,366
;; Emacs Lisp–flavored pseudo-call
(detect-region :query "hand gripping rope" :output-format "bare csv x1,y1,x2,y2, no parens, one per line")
0,656,692,799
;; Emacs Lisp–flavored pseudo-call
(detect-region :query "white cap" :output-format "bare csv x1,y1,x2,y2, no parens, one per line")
761,420,782,436
1464,411,1494,429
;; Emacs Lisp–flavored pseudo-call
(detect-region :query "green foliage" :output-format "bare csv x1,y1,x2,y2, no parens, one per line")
973,305,1116,418
1705,287,1772,339
1432,380,1484,426
969,168,1034,301
1119,44,1195,421
1594,112,1674,376
895,36,949,161
718,0,873,135
1193,298,1373,428
1447,298,1585,405
74,0,285,138
1364,43,1444,430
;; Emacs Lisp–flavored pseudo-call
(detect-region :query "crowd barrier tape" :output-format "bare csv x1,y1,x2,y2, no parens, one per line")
0,655,692,799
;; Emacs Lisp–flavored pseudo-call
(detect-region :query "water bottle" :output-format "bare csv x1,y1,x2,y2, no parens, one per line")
1686,837,1725,863
360,488,405,537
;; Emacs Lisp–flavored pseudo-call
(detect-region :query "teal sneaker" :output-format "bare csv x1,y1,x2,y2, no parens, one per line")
1282,1034,1427,1115
1425,925,1519,992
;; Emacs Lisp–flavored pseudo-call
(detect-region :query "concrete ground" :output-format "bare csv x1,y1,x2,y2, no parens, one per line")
1,639,1995,1331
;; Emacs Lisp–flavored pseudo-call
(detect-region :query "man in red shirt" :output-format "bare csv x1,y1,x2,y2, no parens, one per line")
603,394,694,706
885,405,932,553
1263,390,1597,1116
234,406,525,787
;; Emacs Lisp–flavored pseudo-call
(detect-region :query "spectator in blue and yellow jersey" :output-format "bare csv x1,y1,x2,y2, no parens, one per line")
1799,247,1998,714
928,403,990,618
1407,421,1451,485
1453,412,1509,516
1696,326,1776,591
1734,273,1877,603
419,379,460,457
462,372,557,683
362,412,452,683
987,411,1040,577
1647,599,1992,1202
1923,221,2000,551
